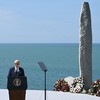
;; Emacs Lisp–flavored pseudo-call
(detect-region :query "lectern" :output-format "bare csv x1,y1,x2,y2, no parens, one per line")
7,76,27,100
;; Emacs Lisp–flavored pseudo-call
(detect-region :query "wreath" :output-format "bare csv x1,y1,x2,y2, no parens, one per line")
88,79,100,97
54,77,100,97
54,79,70,92
70,77,84,93
54,77,84,93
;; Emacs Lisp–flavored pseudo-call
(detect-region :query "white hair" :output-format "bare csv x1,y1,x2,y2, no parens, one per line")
14,60,20,64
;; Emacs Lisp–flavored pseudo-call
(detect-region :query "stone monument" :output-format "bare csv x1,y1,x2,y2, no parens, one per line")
79,2,92,90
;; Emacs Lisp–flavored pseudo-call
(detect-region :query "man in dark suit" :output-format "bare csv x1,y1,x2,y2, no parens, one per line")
8,60,25,77
8,60,26,100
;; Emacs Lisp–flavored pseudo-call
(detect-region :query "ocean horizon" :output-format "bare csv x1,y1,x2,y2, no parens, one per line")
0,43,100,90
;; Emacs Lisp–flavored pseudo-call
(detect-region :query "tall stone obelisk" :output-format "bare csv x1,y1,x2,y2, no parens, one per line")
79,2,92,90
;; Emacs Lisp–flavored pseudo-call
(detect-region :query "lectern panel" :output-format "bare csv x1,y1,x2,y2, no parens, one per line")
7,76,27,90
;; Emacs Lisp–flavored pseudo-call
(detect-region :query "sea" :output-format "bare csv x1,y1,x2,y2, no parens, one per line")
0,43,100,90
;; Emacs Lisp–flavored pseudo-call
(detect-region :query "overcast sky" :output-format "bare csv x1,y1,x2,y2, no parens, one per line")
0,0,100,43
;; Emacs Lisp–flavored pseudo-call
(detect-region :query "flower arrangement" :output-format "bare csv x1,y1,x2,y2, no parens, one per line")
88,79,100,97
54,77,100,97
54,79,70,92
70,77,84,93
54,77,84,93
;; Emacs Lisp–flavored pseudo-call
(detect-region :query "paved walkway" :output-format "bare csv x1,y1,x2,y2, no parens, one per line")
0,89,99,100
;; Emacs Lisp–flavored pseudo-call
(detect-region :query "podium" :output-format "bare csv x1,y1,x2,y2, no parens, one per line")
7,76,27,100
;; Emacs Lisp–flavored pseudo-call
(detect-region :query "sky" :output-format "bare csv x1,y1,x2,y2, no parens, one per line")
0,0,100,43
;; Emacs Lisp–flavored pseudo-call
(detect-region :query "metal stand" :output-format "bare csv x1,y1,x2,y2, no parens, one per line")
38,62,48,100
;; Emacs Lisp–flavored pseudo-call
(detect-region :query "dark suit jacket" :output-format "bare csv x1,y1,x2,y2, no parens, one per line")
8,67,25,77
